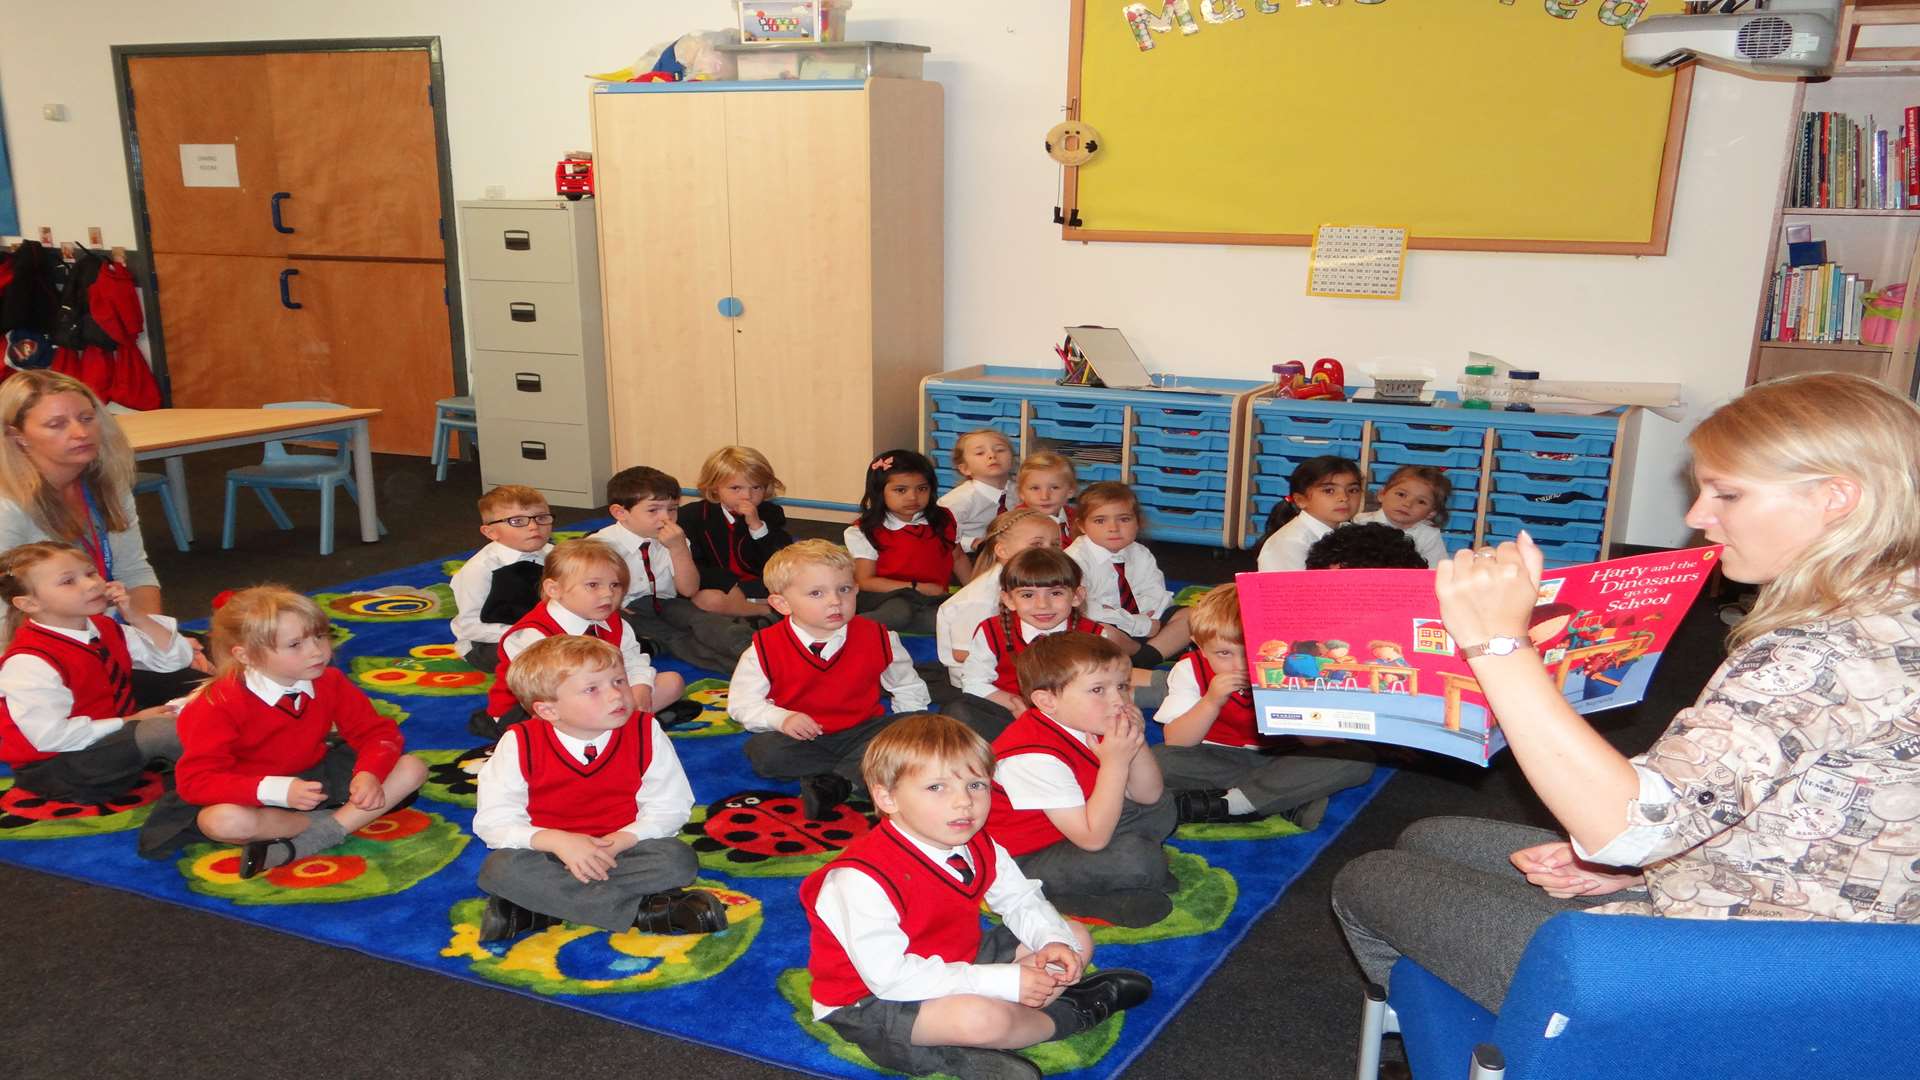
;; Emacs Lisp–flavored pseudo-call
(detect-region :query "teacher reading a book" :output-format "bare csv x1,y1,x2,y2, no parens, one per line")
1332,372,1920,1011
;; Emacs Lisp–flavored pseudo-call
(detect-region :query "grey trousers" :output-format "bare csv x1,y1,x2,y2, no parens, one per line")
477,837,699,931
621,595,755,675
1331,816,1637,1011
943,694,1017,741
855,586,941,637
1015,790,1179,896
744,718,892,783
1152,741,1374,817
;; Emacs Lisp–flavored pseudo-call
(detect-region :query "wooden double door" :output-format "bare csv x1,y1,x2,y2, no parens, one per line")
127,47,455,455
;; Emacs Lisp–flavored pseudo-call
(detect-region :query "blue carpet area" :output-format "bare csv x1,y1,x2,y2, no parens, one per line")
0,538,1388,1079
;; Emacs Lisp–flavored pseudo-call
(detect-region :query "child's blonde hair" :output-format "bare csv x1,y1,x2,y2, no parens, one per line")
506,634,623,710
542,538,631,599
763,539,854,595
950,428,1014,472
1017,451,1077,489
1015,631,1127,699
862,713,994,792
1377,465,1453,529
1076,480,1140,521
0,541,92,645
478,484,547,521
969,507,1057,581
210,585,330,682
697,445,785,500
1187,583,1242,646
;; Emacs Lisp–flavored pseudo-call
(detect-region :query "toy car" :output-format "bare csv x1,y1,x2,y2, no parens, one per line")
556,154,595,200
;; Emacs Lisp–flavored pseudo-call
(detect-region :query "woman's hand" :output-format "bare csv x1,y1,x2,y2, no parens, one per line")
1436,533,1546,648
1510,840,1643,899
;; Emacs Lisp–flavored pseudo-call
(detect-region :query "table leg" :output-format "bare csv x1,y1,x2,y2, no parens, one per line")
351,420,379,543
163,456,194,544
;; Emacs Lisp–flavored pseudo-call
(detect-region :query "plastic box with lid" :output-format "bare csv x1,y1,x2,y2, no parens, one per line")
722,41,928,81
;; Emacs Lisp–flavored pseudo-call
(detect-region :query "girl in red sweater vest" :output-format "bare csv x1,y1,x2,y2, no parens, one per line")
844,449,965,636
137,587,427,873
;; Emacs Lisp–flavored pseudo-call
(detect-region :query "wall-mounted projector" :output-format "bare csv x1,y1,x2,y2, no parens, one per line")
1623,0,1841,76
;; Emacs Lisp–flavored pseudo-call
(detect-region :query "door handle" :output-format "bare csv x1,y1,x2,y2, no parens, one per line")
278,268,303,310
717,296,744,318
509,302,537,323
271,192,295,234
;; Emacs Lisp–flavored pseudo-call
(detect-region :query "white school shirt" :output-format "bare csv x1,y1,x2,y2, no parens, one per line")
938,478,1010,553
726,621,930,732
959,617,1080,700
935,567,1004,683
589,522,681,603
471,715,694,850
449,541,552,657
810,827,1079,1019
0,615,192,754
1353,510,1449,568
501,600,656,689
1255,514,1334,573
841,512,931,563
243,668,320,809
994,713,1099,811
1066,536,1171,638
720,505,771,539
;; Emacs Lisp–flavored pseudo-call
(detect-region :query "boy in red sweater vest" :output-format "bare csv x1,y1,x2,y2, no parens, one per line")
986,634,1178,928
472,635,726,941
1154,584,1374,830
137,587,427,872
802,714,1151,1080
728,540,930,820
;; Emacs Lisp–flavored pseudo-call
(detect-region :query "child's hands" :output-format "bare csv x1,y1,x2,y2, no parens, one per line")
656,519,689,549
1031,941,1084,985
915,581,948,597
347,770,387,812
102,580,132,611
128,703,178,723
1096,708,1145,766
286,778,328,811
781,712,824,740
1204,669,1250,704
729,496,763,530
599,830,640,857
1017,957,1070,1008
548,832,619,883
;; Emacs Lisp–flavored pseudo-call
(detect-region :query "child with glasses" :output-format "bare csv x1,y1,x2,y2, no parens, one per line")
450,485,555,672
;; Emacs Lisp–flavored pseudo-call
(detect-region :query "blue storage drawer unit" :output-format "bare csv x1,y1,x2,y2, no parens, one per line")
1133,463,1228,491
1487,537,1602,566
1135,404,1233,432
1068,460,1122,483
1489,493,1607,523
1493,450,1612,478
927,387,1021,419
931,411,1019,436
1133,444,1230,472
1143,506,1227,537
1370,462,1480,491
1442,530,1476,553
1491,472,1610,500
1034,399,1127,426
1498,429,1614,456
1372,421,1486,448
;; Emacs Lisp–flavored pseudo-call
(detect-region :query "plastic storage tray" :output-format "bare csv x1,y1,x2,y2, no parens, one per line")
1133,444,1230,472
1370,443,1486,469
1134,427,1231,452
1489,493,1608,522
1034,399,1127,426
1254,413,1364,441
1371,462,1480,491
1493,451,1613,478
1134,405,1233,431
1483,514,1602,545
1134,484,1228,511
1142,506,1227,536
930,412,1019,436
1254,437,1364,460
1067,460,1122,483
1484,537,1601,566
1029,417,1123,443
926,387,1021,418
1132,463,1228,491
1372,420,1485,448
1491,472,1610,500
1497,429,1615,456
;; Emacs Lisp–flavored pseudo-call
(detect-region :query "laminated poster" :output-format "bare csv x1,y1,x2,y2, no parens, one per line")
1236,546,1720,766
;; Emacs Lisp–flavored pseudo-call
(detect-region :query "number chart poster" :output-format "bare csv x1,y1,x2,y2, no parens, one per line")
1069,0,1689,250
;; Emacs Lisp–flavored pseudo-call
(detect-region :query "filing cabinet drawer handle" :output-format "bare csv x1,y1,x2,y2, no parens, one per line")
519,441,548,461
503,229,531,251
514,373,543,393
509,302,538,323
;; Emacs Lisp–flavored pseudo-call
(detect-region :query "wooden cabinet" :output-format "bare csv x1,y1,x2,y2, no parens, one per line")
591,79,943,508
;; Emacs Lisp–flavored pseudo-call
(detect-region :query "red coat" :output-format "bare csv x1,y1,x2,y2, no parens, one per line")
51,263,160,410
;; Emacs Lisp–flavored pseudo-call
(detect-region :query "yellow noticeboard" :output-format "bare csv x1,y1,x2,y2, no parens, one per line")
1064,0,1692,254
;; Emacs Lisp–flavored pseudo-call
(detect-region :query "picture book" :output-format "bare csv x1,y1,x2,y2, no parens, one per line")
1235,546,1721,766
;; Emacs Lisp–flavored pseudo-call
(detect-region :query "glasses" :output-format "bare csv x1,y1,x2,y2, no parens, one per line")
484,513,555,528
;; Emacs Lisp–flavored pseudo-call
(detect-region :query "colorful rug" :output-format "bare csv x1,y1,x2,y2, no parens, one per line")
0,532,1389,1079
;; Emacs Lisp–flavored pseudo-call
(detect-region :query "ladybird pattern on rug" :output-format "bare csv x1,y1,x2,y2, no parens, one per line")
0,770,166,840
778,967,1125,1075
440,880,763,996
415,745,495,808
177,807,469,904
351,645,492,697
312,584,457,622
679,789,877,878
660,678,743,739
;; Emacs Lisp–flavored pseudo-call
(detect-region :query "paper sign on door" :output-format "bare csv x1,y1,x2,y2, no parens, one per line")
179,144,240,188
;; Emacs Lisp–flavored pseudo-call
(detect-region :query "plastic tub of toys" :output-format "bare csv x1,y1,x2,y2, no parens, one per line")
723,41,928,80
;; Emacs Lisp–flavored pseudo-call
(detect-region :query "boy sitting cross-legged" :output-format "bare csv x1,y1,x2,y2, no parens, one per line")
987,633,1179,928
728,539,931,820
802,713,1153,1080
472,634,727,941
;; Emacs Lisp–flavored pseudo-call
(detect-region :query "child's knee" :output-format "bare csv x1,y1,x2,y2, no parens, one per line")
389,754,429,791
197,803,253,842
939,998,1020,1047
1069,921,1094,959
691,590,725,613
657,837,699,883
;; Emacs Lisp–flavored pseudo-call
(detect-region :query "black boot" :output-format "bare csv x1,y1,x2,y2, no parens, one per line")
633,888,730,935
478,894,560,942
1280,796,1331,831
1174,788,1234,824
651,697,707,730
801,773,854,821
1043,969,1154,1038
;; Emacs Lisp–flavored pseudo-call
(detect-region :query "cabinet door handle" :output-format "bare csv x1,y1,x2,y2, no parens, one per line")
503,229,531,251
270,192,295,234
514,373,543,393
519,441,548,461
509,302,537,323
717,296,744,318
278,268,303,310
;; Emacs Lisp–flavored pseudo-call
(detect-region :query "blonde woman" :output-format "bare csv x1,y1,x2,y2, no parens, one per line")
1333,373,1920,1011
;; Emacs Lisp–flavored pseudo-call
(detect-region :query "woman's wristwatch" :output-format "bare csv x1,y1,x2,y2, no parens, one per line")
1459,636,1534,660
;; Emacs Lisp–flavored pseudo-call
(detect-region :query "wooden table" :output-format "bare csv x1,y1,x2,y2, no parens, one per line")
117,407,384,546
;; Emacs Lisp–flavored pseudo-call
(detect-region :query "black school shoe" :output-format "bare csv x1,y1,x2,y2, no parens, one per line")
801,773,854,821
1044,969,1154,1038
651,698,707,730
478,894,560,942
633,888,730,935
1174,788,1235,824
237,838,296,879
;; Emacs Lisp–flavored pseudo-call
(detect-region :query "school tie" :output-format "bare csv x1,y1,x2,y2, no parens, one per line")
589,622,614,643
582,742,598,763
996,490,1008,513
637,541,662,615
946,852,974,885
1113,561,1139,615
808,640,828,658
278,692,307,718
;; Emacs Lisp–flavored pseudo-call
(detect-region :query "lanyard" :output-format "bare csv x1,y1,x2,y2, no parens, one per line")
79,482,114,584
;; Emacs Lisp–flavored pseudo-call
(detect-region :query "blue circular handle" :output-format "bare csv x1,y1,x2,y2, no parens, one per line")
717,296,744,318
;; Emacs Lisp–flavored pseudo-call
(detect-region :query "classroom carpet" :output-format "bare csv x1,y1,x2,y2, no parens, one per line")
0,534,1389,1080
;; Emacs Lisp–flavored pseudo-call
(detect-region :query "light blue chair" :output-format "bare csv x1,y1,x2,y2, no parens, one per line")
431,395,478,482
1357,911,1920,1079
133,472,191,552
219,401,387,556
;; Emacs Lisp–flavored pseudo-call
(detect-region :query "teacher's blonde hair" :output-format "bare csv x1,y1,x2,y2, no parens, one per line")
0,371,135,538
1690,372,1920,649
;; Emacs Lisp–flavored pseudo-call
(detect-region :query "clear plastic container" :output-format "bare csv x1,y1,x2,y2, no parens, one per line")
723,41,927,80
1503,369,1540,412
1459,363,1496,409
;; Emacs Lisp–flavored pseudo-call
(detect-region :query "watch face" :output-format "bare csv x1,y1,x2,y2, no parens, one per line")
1487,637,1518,656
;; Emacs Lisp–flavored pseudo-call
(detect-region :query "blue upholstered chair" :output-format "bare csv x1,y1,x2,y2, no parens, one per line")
132,472,191,552
219,401,386,556
1356,910,1920,1079
430,394,478,482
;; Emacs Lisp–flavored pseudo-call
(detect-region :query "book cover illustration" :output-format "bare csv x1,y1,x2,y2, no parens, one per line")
1235,546,1720,766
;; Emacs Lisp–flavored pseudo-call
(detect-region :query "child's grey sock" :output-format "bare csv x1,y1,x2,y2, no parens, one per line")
288,813,349,860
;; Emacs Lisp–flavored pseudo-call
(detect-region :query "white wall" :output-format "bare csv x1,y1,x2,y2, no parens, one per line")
0,1,1796,546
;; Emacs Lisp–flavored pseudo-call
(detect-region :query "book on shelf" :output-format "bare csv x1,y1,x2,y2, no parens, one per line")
1762,262,1870,345
1236,547,1721,767
1791,110,1920,210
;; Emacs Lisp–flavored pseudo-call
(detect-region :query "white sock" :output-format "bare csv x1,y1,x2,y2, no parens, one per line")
1225,789,1255,816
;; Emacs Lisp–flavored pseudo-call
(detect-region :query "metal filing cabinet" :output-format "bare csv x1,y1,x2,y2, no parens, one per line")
459,199,610,508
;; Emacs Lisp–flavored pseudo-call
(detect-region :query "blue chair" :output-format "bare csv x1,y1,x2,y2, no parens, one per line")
431,395,478,482
132,472,191,552
220,401,387,556
1357,911,1920,1079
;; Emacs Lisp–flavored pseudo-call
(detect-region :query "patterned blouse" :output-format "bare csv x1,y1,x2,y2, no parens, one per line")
1586,601,1920,922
